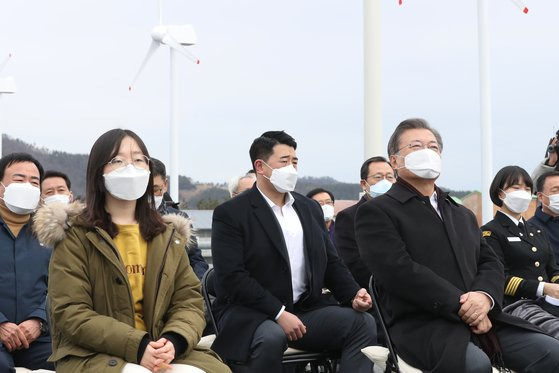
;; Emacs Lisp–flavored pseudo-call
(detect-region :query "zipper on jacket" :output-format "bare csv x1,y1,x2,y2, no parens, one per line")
97,231,137,323
151,228,174,338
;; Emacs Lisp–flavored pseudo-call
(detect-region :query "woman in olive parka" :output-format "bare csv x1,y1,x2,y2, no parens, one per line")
34,129,230,373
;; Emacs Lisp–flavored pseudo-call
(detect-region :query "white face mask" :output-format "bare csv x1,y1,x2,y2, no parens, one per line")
321,204,335,221
399,148,442,179
368,179,393,198
154,195,164,209
543,193,559,215
502,190,532,214
44,194,70,205
263,161,298,193
2,182,41,215
103,164,150,201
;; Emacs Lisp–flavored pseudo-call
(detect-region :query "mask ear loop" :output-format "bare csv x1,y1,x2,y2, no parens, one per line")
392,154,406,171
498,189,508,202
0,182,7,203
362,180,371,195
259,160,273,182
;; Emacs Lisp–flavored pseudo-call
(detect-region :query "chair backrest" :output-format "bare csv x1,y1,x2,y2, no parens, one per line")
369,275,401,373
201,267,220,336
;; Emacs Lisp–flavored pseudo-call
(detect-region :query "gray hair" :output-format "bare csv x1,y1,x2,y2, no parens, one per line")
386,118,443,156
228,173,257,197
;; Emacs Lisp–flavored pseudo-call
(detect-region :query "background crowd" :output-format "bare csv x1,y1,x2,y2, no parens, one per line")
5,120,559,372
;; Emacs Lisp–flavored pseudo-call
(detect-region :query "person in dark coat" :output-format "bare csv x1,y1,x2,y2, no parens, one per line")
0,153,54,371
529,170,559,262
211,131,376,373
306,187,337,245
355,118,559,373
334,156,395,289
481,166,559,338
150,157,208,280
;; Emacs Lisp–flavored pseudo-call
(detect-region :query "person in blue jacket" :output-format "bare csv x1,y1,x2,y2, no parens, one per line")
0,152,54,372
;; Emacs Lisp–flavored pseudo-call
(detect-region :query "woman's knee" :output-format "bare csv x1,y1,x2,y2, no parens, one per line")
169,364,206,373
121,363,152,373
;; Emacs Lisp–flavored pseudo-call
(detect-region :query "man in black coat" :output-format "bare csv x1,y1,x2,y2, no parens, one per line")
529,170,559,261
355,118,559,373
211,131,376,373
335,156,395,289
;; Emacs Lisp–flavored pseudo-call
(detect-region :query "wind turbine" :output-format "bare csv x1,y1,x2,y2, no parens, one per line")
0,53,16,159
129,1,199,204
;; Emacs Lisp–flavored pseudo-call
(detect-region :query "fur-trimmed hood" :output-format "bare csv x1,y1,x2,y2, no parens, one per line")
33,201,192,248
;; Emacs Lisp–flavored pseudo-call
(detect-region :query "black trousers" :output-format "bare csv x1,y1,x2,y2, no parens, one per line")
244,305,377,373
464,325,559,373
0,339,54,372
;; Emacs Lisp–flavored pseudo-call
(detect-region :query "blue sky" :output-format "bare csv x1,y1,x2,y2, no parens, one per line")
0,1,558,191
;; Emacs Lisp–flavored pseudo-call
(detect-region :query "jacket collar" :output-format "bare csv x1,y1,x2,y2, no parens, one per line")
535,205,559,223
388,178,456,209
33,201,191,247
535,206,553,222
247,185,314,269
494,210,538,246
357,195,369,206
248,185,291,264
495,210,522,233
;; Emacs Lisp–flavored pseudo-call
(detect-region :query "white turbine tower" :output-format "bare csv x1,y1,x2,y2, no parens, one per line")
129,1,199,203
363,0,383,160
477,0,528,223
0,53,16,159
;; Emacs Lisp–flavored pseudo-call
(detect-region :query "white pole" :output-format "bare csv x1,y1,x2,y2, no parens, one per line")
363,0,383,159
169,48,179,203
477,0,494,224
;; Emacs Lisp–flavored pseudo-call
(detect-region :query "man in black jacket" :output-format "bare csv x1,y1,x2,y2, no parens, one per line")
335,156,394,289
150,158,208,280
355,118,559,373
211,131,376,372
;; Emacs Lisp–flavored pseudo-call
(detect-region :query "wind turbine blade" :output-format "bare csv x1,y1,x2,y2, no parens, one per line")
0,54,12,74
510,0,529,14
162,34,200,64
129,41,160,91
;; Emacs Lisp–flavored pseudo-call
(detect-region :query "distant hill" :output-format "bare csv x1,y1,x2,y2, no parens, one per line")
2,135,473,208
295,176,361,200
2,134,196,201
3,135,89,199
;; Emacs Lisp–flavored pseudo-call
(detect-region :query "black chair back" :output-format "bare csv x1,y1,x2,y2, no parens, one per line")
202,267,220,336
369,275,401,373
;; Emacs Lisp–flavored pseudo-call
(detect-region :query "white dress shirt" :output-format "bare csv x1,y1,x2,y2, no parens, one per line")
258,187,307,318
